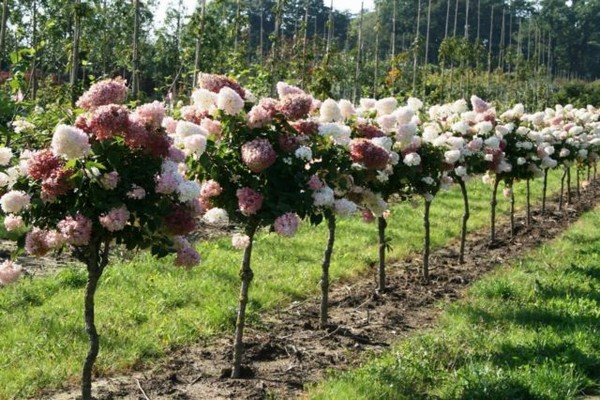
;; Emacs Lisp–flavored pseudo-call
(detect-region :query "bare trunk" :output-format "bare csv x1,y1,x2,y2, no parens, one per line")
70,0,82,105
231,223,258,379
423,200,431,282
373,3,380,97
526,178,531,226
559,167,567,210
377,216,387,292
576,167,580,199
542,168,548,214
319,214,336,329
412,0,422,94
566,166,572,204
353,2,364,103
131,0,141,99
192,0,207,88
458,179,469,264
31,0,38,100
0,0,7,69
490,177,500,242
510,187,515,238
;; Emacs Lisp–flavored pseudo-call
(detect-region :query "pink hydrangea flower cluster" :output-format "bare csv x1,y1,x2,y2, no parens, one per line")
75,77,127,111
231,233,251,249
0,260,22,285
99,206,130,232
277,94,313,121
273,212,301,237
175,246,201,268
57,214,93,246
236,187,264,216
349,139,390,170
4,214,23,231
0,190,31,214
164,205,196,235
100,171,119,190
87,104,129,141
307,175,324,190
25,227,52,256
197,73,246,99
133,101,165,130
127,185,146,200
241,138,277,173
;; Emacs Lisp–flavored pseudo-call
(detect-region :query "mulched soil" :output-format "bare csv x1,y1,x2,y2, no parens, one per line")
45,182,599,400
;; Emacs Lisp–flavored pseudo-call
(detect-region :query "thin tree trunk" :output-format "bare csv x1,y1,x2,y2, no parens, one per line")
576,167,580,199
320,214,336,329
542,168,548,214
559,167,567,210
566,166,572,204
31,0,38,100
377,216,387,292
353,1,364,103
490,177,500,242
458,179,469,264
70,0,82,105
231,223,257,379
412,0,422,94
373,2,380,97
510,187,515,238
131,0,141,100
526,178,531,226
0,0,7,69
81,241,107,400
423,200,432,282
425,0,432,64
192,0,207,88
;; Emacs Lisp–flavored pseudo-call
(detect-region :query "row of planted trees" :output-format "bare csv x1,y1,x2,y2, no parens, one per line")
1,75,599,399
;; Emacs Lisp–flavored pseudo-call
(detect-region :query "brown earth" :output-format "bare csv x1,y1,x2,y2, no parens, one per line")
44,183,599,400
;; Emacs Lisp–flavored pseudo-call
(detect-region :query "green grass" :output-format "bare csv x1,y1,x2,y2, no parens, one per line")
0,172,564,398
308,205,600,400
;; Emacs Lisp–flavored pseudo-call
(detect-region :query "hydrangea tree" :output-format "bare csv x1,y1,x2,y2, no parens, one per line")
0,78,201,400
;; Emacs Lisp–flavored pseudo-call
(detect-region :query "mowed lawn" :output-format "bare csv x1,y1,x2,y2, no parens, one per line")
0,172,566,398
309,204,600,399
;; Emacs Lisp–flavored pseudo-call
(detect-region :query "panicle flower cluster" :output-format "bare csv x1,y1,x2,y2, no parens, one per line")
241,138,277,173
99,206,130,232
76,77,127,111
236,187,264,216
0,260,22,285
57,214,93,246
273,212,301,237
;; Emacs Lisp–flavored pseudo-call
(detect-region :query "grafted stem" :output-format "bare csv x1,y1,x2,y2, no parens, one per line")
319,214,336,329
458,179,469,264
541,169,548,214
423,200,432,282
490,178,500,242
377,216,387,292
526,178,531,226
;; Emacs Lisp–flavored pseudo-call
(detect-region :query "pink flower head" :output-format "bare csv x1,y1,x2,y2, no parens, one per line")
58,214,92,246
291,120,319,136
278,133,301,153
0,260,22,284
349,139,390,170
274,212,301,237
155,172,180,194
241,138,277,173
133,101,165,130
278,94,313,121
247,105,273,129
197,73,246,99
0,190,31,214
165,205,196,235
168,146,186,163
308,175,324,190
41,168,74,201
76,77,127,111
99,206,130,232
200,118,222,137
25,227,52,256
356,123,385,139
258,97,280,118
236,187,264,216
162,116,178,134
187,198,205,217
471,95,490,113
362,209,376,223
124,118,150,149
28,149,62,180
144,132,171,158
276,82,306,99
175,246,201,268
127,184,146,200
4,214,24,231
231,233,251,249
200,180,223,198
100,171,119,190
180,105,209,124
88,104,129,140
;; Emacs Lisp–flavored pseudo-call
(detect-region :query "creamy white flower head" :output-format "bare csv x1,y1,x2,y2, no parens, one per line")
403,152,421,166
389,151,400,165
377,115,397,132
497,161,512,173
422,124,440,143
371,136,393,151
396,123,418,144
451,99,469,114
232,233,251,250
0,190,31,214
359,98,377,110
191,88,217,111
203,208,229,225
176,120,207,139
495,125,510,136
559,148,570,158
244,89,257,103
541,156,557,169
461,111,477,123
334,199,358,217
444,149,461,164
452,121,469,135
530,112,546,127
52,124,91,160
294,146,313,161
320,99,343,122
484,136,500,149
395,106,415,124
517,157,526,165
177,180,201,203
0,172,9,188
217,87,245,116
513,103,525,117
312,186,335,207
482,173,493,185
579,149,589,159
455,166,467,177
318,122,352,147
0,147,12,166
333,100,353,119
407,97,424,111
569,126,584,136
183,134,207,156
375,97,398,116
484,154,494,162
446,136,465,150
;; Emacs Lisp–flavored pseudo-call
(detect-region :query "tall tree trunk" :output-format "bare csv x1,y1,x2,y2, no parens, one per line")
412,0,422,94
353,1,364,103
425,0,432,64
542,168,548,214
70,0,82,105
234,0,241,53
377,216,387,292
192,0,207,88
487,5,494,87
81,240,109,400
423,200,432,282
131,0,141,100
576,166,581,199
320,214,336,329
373,2,380,97
31,0,38,100
231,223,258,379
490,176,500,242
566,166,572,204
458,179,469,264
510,187,515,238
0,0,8,70
526,178,531,226
559,167,567,210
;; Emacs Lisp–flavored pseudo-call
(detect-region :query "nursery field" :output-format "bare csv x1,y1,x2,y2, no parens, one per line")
0,170,584,399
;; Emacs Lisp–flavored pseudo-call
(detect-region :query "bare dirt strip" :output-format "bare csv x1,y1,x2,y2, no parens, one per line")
45,182,600,400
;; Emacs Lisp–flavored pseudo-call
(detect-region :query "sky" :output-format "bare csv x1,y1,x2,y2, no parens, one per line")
155,0,375,26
